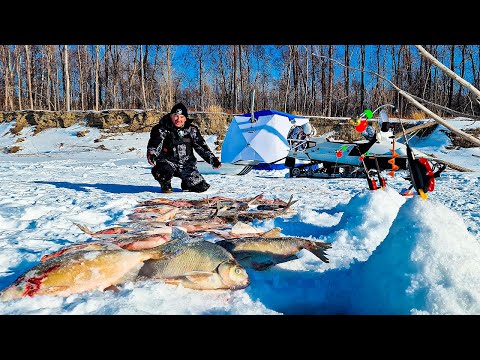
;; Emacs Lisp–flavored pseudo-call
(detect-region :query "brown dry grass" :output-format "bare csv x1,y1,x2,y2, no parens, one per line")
10,117,29,135
409,111,427,120
76,130,90,137
8,146,22,153
446,128,480,148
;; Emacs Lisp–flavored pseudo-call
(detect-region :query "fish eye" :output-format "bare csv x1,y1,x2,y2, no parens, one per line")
235,267,243,274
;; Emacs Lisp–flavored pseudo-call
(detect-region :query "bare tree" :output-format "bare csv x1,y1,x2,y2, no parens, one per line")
360,45,366,111
77,45,85,110
140,45,148,109
14,46,23,110
283,46,292,113
24,45,34,109
95,45,100,111
343,45,351,114
166,45,174,111
1,46,14,110
416,44,480,105
64,45,71,111
327,45,334,117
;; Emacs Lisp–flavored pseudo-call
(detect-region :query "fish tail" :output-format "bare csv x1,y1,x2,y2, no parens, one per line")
305,241,332,263
278,195,297,214
261,227,282,238
74,223,93,235
247,193,264,206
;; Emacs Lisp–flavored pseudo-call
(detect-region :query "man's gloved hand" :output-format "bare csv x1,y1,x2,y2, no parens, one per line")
147,149,157,166
211,157,221,169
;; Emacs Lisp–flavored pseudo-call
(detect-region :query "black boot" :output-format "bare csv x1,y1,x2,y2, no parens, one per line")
186,180,210,193
181,180,190,192
159,180,173,193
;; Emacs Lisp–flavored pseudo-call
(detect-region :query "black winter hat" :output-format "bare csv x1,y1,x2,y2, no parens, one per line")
170,103,188,118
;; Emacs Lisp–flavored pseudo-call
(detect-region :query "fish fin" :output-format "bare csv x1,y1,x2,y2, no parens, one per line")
163,278,181,285
261,227,282,238
286,194,294,206
74,223,92,235
144,249,175,261
101,243,124,251
209,204,221,218
251,261,276,271
103,284,120,292
231,221,261,235
247,193,264,206
305,241,332,263
208,229,233,239
282,195,297,211
0,287,23,301
184,271,216,282
161,273,214,285
288,200,299,207
213,203,229,217
170,226,190,241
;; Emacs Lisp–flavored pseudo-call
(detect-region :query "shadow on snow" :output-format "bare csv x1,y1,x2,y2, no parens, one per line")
34,181,160,194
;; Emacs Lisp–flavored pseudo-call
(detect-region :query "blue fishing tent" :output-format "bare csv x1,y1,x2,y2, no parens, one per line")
221,110,310,170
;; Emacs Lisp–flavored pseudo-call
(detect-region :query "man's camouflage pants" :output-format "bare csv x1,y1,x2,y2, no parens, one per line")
151,159,210,192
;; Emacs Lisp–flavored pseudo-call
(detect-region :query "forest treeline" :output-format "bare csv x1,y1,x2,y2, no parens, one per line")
1,45,480,118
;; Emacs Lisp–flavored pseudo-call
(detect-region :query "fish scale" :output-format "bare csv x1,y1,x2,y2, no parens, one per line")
0,249,162,301
216,236,332,270
139,241,234,278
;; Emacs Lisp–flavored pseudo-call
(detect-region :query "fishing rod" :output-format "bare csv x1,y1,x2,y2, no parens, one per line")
399,115,435,200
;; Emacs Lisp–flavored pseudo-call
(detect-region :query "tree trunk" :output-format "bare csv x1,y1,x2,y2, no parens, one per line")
343,45,350,114
447,45,455,109
233,45,237,112
140,45,148,109
416,45,480,104
166,45,173,110
239,45,244,111
64,45,71,111
25,45,34,109
46,45,53,111
15,45,22,110
1,46,14,110
78,46,85,110
95,45,100,111
284,46,292,112
360,45,366,111
310,45,316,114
327,45,333,117
7,47,16,110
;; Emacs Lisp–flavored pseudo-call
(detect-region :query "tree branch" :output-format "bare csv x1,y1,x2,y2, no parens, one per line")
312,53,480,147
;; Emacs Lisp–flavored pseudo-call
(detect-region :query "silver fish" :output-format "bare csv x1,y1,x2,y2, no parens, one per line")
216,236,332,270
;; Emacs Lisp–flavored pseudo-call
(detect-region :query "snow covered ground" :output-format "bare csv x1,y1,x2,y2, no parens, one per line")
0,119,479,315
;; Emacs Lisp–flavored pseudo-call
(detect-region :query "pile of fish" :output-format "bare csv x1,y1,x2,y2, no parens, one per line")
0,194,331,301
